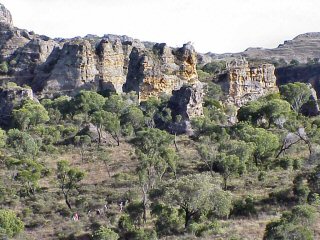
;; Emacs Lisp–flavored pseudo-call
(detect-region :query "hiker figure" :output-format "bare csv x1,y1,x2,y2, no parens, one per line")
119,202,124,212
72,213,79,221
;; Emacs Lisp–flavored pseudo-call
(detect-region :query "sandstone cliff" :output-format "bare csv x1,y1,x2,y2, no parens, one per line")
0,3,200,107
219,58,278,107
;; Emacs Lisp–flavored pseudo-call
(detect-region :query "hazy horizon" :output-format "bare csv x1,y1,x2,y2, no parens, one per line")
1,0,320,54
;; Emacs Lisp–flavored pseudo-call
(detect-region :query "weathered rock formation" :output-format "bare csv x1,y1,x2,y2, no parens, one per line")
0,3,12,26
168,82,204,134
169,82,204,120
124,43,199,101
0,84,37,126
0,3,201,106
300,84,319,116
218,58,278,107
0,3,204,129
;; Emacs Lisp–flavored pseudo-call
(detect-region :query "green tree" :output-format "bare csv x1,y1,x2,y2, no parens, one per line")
279,82,312,113
0,128,6,147
196,140,217,177
93,226,119,240
7,129,39,159
219,139,254,168
204,82,223,101
104,94,126,116
215,153,241,190
104,112,121,146
16,159,43,196
153,205,184,237
237,124,279,166
237,100,265,125
13,100,49,130
262,98,292,127
202,61,226,75
91,110,107,144
132,128,177,223
308,164,320,194
92,111,121,145
140,97,161,128
71,90,105,116
121,106,145,132
163,173,232,228
56,160,85,209
42,95,71,121
74,135,91,162
264,205,316,240
0,209,24,238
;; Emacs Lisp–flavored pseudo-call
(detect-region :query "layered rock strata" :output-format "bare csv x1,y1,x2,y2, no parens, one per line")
219,58,278,107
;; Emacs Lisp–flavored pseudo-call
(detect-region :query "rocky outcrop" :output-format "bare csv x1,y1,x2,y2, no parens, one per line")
168,82,204,134
96,39,127,93
0,4,201,102
124,43,199,101
38,40,99,95
219,58,278,107
0,4,12,26
0,4,205,121
0,84,37,126
300,84,319,116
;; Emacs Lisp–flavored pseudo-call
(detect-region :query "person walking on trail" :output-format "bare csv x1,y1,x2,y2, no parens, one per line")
72,213,79,221
119,202,124,212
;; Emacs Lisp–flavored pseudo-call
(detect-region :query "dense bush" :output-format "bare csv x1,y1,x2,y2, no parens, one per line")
232,195,257,217
0,209,24,238
264,205,317,240
92,226,119,240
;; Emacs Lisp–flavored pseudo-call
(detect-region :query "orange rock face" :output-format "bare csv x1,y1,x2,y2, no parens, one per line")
226,59,278,107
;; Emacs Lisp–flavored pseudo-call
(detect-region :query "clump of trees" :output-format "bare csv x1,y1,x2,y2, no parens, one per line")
264,205,317,240
0,80,320,239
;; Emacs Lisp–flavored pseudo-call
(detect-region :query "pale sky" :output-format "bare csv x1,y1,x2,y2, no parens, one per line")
1,0,320,53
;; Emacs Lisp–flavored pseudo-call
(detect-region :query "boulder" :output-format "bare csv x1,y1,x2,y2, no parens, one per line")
168,82,204,134
0,84,37,126
300,84,319,116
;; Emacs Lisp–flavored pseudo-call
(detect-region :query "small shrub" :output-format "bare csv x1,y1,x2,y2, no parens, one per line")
264,205,316,240
153,205,184,237
232,195,257,217
293,176,310,203
293,159,302,170
187,220,220,237
92,226,119,240
0,61,9,74
258,171,266,181
269,188,293,203
278,157,292,170
0,209,24,238
307,193,320,206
